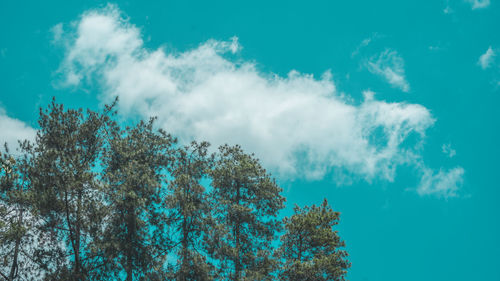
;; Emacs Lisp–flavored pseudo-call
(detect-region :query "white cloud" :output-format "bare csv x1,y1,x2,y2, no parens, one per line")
351,33,382,57
51,23,64,43
366,49,410,92
442,143,456,158
417,166,464,198
467,0,490,9
58,6,438,184
0,108,36,151
478,46,495,69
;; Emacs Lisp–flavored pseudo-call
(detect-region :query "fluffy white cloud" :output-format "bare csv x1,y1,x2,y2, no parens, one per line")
366,49,410,92
57,6,437,182
467,0,490,9
478,46,495,69
0,108,36,151
417,166,464,198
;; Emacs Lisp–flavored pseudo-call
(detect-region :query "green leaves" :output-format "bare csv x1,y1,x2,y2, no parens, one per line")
166,141,215,281
277,199,350,281
210,144,285,280
100,118,175,281
0,99,350,281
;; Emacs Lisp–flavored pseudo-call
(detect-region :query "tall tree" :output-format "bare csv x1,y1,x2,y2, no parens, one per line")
209,144,285,280
276,199,350,281
100,118,175,281
0,147,34,281
165,141,215,281
26,100,111,280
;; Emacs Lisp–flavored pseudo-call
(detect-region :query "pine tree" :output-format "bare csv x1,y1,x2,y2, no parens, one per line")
0,99,352,280
165,141,215,281
100,118,175,281
276,199,350,281
27,99,111,280
0,148,32,281
209,144,285,280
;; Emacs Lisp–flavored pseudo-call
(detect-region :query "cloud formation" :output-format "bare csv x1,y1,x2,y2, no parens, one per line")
467,0,490,9
417,166,464,198
366,49,410,92
0,108,36,151
478,46,495,69
57,6,438,184
442,143,457,158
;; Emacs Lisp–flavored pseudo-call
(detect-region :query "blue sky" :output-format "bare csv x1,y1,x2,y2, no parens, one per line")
0,0,499,280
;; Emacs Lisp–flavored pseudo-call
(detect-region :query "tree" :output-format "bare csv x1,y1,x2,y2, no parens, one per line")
209,144,285,280
276,199,350,281
27,99,112,280
165,141,215,281
0,99,351,280
0,148,33,281
100,118,175,281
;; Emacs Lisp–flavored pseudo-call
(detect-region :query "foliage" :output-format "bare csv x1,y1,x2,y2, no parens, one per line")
99,118,175,281
25,99,112,280
165,141,215,281
0,100,350,281
209,145,285,280
276,199,351,281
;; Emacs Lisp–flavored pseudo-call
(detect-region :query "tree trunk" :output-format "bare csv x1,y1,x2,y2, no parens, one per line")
126,209,135,281
74,191,82,280
181,216,188,281
8,208,23,281
234,185,241,281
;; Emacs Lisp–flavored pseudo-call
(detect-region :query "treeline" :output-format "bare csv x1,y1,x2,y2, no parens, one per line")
0,99,350,281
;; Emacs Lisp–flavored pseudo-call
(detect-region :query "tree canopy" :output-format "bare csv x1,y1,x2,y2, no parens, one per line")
0,99,350,281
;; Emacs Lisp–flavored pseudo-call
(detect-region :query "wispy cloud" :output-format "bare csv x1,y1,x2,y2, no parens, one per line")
442,143,456,158
467,0,490,9
0,107,36,151
57,6,452,193
478,46,495,69
417,166,464,198
351,33,382,57
366,49,410,92
51,23,64,43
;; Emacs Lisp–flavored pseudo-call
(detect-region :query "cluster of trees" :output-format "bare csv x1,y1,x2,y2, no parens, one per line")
0,99,350,281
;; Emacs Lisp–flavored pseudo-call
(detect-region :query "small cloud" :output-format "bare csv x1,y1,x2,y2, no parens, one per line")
466,0,490,9
0,48,6,58
442,143,456,158
229,36,240,54
351,33,382,57
478,46,495,69
443,5,454,14
51,23,64,43
0,107,36,151
366,49,410,92
417,166,464,198
429,45,445,52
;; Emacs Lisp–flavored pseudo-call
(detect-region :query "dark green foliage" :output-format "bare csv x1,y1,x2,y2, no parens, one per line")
276,199,350,281
26,99,112,280
209,145,286,281
99,118,175,281
0,148,30,281
165,141,215,281
0,99,351,281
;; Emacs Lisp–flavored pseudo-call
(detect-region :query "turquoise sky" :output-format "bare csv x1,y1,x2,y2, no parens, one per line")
1,1,499,280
